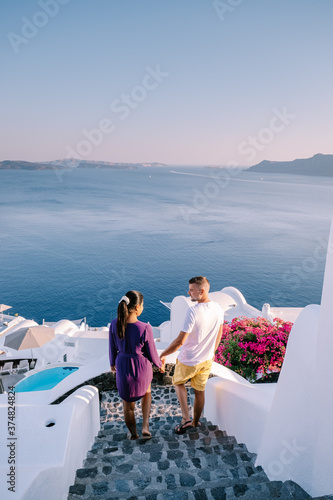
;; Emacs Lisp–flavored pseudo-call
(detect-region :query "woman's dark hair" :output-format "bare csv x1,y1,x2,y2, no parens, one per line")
116,290,143,340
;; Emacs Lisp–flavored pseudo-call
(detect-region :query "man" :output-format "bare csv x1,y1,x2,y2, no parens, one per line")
160,276,224,434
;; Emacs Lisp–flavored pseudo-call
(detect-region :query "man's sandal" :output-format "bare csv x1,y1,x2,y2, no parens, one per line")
141,431,152,440
174,420,193,435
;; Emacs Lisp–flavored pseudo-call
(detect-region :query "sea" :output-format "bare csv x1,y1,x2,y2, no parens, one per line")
1,166,333,327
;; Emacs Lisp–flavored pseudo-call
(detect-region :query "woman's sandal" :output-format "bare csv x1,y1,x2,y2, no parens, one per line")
174,420,193,435
127,432,139,440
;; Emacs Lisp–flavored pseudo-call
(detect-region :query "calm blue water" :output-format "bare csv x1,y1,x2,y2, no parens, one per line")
14,366,79,392
1,166,333,326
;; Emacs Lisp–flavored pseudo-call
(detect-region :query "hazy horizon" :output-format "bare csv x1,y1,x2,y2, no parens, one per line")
1,152,332,169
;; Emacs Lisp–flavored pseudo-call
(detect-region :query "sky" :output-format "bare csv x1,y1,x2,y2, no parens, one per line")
1,0,332,166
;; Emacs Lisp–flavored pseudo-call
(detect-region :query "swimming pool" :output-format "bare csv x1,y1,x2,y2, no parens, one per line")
15,366,79,392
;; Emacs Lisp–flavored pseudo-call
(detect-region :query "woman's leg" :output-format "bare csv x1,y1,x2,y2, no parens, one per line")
141,387,152,436
123,400,139,439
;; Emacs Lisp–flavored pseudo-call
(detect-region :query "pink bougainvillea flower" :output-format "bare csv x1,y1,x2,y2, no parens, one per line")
214,316,292,383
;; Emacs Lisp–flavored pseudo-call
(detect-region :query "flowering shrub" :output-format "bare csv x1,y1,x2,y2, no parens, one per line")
214,316,293,383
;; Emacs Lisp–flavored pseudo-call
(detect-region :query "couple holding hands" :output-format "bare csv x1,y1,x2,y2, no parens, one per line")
109,276,224,440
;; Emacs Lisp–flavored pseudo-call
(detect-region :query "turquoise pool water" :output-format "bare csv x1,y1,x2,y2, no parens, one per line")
15,366,79,392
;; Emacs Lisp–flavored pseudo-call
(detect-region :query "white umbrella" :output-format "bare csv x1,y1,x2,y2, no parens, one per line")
4,325,55,361
4,325,55,349
0,304,12,322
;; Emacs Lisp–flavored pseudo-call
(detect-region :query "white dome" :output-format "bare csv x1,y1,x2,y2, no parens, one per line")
52,320,79,336
7,319,39,333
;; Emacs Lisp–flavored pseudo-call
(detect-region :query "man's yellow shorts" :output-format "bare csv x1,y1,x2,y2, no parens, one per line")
172,359,213,391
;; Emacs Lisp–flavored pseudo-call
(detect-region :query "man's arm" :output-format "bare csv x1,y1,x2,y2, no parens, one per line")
160,330,190,361
213,325,223,356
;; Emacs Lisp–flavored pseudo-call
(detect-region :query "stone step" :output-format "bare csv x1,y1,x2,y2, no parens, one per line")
68,414,310,500
68,386,312,499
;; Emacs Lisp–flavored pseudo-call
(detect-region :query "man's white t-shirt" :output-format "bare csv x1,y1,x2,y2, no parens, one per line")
177,301,224,366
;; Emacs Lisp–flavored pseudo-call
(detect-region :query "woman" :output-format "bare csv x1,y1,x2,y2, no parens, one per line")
109,290,164,440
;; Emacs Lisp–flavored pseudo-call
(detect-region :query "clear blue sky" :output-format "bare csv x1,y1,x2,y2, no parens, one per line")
1,0,332,165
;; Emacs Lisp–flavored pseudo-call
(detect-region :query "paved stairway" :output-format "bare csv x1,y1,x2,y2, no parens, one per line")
67,386,325,500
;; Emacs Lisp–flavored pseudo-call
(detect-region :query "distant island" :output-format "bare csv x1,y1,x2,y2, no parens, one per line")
2,155,332,176
248,153,333,177
0,159,166,170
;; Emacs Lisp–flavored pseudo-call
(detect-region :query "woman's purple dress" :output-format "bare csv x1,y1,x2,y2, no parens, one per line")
109,319,162,402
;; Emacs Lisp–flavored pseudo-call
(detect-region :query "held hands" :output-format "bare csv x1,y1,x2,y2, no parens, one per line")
159,356,166,373
110,366,116,373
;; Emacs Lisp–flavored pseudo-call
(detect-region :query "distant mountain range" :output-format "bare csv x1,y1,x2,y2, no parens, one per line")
2,155,332,176
0,159,166,170
248,154,333,177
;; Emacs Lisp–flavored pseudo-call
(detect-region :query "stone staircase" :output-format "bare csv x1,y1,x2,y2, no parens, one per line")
67,386,324,500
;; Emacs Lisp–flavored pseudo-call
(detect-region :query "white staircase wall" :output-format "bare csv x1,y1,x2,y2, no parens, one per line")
256,216,333,498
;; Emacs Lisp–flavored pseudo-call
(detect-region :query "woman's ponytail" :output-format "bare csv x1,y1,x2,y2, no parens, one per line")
116,290,143,340
117,298,129,340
